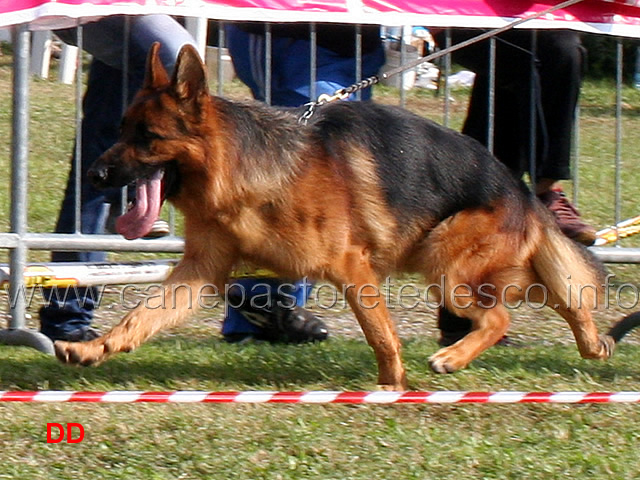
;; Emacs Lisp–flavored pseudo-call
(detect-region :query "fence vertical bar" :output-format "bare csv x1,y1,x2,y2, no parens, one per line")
0,24,54,353
309,23,317,101
217,21,225,97
399,26,407,107
487,36,496,154
442,28,451,128
9,25,30,329
73,25,83,233
571,103,581,207
528,31,538,190
355,24,362,101
614,39,624,243
264,23,272,106
635,45,640,89
119,18,131,219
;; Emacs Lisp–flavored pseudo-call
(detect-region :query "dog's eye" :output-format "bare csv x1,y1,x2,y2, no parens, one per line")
135,123,164,142
145,130,164,141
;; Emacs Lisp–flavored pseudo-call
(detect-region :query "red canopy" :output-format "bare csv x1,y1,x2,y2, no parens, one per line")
1,0,639,36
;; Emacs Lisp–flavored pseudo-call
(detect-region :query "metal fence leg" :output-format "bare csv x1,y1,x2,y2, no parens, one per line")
30,30,52,79
0,24,54,355
58,42,78,85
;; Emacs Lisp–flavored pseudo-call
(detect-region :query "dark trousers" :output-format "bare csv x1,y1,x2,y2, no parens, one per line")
443,29,584,180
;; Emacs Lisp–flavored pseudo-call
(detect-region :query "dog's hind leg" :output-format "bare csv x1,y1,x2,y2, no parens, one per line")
553,302,615,360
330,247,407,390
54,259,227,366
428,304,511,373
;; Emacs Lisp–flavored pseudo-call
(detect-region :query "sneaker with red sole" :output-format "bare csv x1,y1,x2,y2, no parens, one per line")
537,188,597,246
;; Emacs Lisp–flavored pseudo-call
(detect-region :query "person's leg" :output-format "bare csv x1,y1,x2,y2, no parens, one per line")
39,60,121,341
227,25,268,101
462,72,532,177
41,17,196,340
222,278,328,344
533,31,596,245
534,31,583,183
455,30,534,177
455,29,594,243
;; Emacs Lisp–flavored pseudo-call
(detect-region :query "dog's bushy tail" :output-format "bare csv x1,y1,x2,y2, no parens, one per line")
531,203,640,345
531,211,600,313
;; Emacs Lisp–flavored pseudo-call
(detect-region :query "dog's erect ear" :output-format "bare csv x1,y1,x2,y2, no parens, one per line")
143,42,170,90
171,44,209,101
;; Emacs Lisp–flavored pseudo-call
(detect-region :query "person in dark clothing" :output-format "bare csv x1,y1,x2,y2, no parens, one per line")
436,29,594,346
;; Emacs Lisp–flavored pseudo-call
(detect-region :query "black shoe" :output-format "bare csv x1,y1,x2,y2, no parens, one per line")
224,296,329,344
45,327,101,342
265,306,329,344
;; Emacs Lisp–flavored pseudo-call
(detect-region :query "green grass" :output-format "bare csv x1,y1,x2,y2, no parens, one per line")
2,47,640,479
4,338,640,479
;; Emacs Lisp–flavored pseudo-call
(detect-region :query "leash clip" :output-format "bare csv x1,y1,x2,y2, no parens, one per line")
317,90,349,105
298,101,317,125
298,90,349,125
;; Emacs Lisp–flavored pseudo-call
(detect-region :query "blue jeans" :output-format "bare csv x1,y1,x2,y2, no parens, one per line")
40,16,195,340
227,25,385,106
223,26,385,335
221,278,313,337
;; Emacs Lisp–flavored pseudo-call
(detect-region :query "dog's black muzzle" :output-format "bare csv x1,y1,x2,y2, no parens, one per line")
87,159,134,190
87,163,113,189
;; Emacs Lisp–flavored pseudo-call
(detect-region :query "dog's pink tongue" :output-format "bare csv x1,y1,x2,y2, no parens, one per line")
116,170,163,240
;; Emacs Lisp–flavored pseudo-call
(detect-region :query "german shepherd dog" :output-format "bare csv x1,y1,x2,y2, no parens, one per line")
54,43,639,390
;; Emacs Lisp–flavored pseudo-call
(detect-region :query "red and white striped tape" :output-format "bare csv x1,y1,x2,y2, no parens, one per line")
2,391,640,404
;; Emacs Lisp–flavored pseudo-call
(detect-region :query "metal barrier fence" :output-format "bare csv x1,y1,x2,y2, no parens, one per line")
1,17,639,353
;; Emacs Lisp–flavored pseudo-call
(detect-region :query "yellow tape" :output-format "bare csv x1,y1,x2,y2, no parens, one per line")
22,266,78,288
231,265,278,279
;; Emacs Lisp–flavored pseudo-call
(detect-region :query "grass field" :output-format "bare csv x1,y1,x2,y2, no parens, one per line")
1,43,640,479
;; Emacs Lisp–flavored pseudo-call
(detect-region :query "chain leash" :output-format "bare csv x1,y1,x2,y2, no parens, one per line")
297,0,585,124
298,76,380,125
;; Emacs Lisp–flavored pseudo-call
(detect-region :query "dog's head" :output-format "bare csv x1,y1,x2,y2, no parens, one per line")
88,42,209,239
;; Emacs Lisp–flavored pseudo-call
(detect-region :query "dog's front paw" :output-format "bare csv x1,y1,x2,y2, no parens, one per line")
54,339,109,366
429,347,468,374
377,381,407,392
